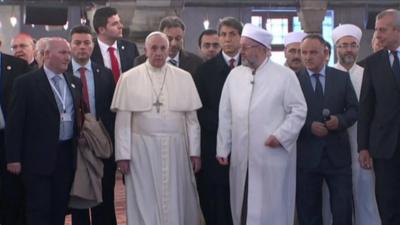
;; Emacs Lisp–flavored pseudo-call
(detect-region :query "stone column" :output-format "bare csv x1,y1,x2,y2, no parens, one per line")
297,0,328,33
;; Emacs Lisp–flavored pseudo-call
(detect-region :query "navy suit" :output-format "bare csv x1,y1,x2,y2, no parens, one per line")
358,49,400,225
67,62,116,225
91,39,139,73
193,52,239,225
296,66,358,225
5,68,81,225
0,53,30,225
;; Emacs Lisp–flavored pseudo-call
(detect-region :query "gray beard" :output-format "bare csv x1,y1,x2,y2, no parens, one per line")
340,54,356,65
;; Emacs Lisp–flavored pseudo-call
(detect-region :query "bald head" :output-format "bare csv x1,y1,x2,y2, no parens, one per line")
34,37,50,68
43,38,71,74
11,33,35,64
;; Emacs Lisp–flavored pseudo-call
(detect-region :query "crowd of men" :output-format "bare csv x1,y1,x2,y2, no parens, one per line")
0,5,399,225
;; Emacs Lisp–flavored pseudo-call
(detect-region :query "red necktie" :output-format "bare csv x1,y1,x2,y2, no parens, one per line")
229,58,235,69
108,47,120,82
79,67,90,112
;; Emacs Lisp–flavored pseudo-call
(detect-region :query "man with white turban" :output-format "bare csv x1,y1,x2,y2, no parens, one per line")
322,23,381,225
284,31,307,72
217,23,307,225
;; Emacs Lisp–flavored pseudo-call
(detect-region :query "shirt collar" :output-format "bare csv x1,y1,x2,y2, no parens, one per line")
387,46,400,55
97,39,118,54
307,65,326,78
167,51,180,63
71,58,92,73
222,51,240,65
44,65,61,80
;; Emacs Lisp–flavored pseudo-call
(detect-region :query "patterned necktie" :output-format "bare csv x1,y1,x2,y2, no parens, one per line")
168,59,177,66
108,47,120,82
52,75,63,112
79,67,90,112
391,50,400,81
229,58,236,69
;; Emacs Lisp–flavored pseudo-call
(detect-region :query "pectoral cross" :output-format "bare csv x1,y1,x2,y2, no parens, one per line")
153,98,163,113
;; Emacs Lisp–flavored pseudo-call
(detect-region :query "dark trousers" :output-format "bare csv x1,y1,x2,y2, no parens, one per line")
0,130,26,225
71,157,117,225
23,140,74,225
296,151,353,225
373,147,400,225
197,168,233,225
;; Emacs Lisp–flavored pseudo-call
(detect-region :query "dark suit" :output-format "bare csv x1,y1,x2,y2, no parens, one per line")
357,57,367,68
296,66,358,225
134,49,203,77
28,60,38,71
358,49,400,225
193,52,239,225
5,68,80,225
0,53,29,225
67,62,116,225
91,39,139,73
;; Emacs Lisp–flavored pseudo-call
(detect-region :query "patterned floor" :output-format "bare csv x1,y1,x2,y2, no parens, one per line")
65,173,127,225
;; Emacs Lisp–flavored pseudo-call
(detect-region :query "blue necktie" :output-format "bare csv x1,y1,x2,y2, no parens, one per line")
52,75,64,112
313,73,324,120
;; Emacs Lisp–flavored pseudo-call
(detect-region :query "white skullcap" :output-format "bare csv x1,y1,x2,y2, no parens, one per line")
284,32,307,46
241,23,273,49
332,24,362,44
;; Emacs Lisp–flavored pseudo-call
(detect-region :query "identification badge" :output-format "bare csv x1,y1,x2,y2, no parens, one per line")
60,113,72,122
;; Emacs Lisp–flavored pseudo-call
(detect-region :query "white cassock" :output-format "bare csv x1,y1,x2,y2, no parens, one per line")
322,63,381,225
111,61,203,225
217,58,307,225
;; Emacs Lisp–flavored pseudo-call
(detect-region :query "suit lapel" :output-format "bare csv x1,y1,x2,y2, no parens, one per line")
91,63,101,116
299,69,316,102
117,40,127,72
92,40,105,66
36,68,59,114
178,50,188,70
324,66,334,105
381,50,400,90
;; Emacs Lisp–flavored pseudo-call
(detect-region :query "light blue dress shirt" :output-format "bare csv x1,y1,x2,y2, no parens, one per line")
307,65,327,93
44,66,74,140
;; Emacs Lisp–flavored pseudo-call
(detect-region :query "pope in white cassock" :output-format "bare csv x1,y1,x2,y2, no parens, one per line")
111,31,203,225
216,23,307,225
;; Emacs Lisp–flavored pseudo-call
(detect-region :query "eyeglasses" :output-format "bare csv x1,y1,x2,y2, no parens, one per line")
336,43,359,49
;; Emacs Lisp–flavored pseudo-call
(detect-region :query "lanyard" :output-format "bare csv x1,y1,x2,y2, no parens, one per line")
49,77,67,113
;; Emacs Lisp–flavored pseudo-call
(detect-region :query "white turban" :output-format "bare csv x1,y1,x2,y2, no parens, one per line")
241,23,273,49
284,32,307,46
332,24,362,44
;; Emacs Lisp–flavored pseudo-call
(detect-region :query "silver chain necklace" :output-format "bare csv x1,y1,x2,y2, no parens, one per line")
145,65,168,113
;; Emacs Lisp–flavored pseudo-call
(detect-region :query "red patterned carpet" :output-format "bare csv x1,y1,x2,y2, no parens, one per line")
65,173,127,225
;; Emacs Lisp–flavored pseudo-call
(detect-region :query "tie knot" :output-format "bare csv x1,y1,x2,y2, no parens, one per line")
229,58,235,69
52,75,62,82
108,47,115,53
168,59,177,66
313,73,320,79
79,67,86,73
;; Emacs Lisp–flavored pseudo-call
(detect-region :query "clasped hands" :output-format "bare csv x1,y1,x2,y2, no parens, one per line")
311,115,339,137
